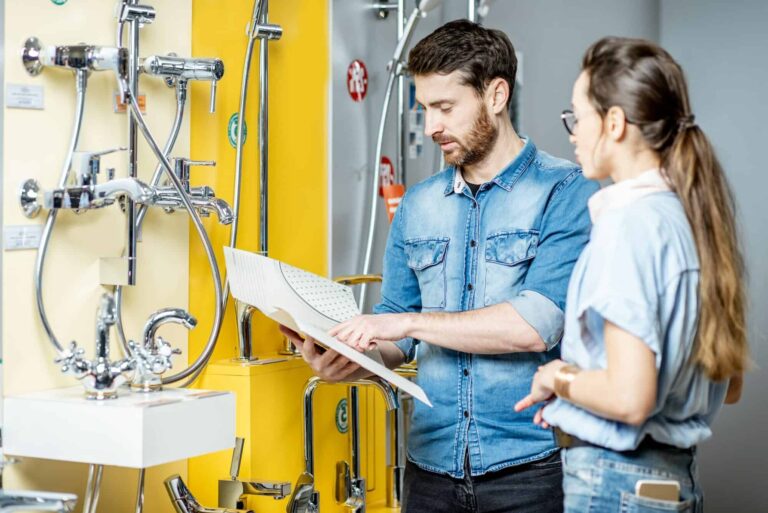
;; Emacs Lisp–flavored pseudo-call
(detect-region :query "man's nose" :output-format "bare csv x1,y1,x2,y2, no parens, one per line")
425,113,442,138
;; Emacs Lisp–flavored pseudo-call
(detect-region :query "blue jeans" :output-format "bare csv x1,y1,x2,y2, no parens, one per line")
562,446,702,513
402,451,564,513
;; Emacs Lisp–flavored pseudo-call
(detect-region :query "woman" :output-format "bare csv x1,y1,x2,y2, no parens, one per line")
515,37,747,512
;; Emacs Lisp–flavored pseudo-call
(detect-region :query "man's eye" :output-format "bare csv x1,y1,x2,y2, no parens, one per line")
440,106,452,113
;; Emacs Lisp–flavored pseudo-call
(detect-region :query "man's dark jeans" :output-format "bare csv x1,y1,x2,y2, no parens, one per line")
402,452,564,513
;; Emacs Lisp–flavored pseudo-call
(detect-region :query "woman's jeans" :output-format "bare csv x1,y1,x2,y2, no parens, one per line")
562,445,702,513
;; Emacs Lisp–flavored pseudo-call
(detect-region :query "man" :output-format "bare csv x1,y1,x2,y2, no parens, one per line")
282,20,598,513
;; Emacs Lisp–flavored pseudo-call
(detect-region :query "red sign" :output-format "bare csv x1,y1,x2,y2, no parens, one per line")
347,60,368,102
379,156,395,196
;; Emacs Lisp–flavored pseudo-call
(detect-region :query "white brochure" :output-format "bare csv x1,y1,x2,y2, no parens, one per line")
223,247,431,407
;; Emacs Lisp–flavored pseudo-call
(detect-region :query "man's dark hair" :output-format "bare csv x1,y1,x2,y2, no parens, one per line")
407,19,518,106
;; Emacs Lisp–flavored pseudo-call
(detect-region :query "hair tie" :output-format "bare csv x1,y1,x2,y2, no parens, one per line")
677,114,697,132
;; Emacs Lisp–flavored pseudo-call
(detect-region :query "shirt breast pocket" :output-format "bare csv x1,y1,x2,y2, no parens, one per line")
484,230,539,305
405,237,449,309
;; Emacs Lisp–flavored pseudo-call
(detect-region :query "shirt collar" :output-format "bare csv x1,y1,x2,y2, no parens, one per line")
443,139,537,196
588,168,672,222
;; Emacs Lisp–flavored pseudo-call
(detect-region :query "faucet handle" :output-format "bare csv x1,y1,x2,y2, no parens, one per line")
172,158,216,191
210,79,218,114
230,437,245,480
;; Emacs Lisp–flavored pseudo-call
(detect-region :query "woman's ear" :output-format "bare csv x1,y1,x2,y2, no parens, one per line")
487,78,510,115
605,106,628,141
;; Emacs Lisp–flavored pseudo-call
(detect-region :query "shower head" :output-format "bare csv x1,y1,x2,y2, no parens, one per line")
417,0,443,13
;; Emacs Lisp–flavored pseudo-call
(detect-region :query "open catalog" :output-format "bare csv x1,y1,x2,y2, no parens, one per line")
223,247,431,407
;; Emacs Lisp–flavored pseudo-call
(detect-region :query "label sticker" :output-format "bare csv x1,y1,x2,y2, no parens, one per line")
6,84,44,110
228,113,248,148
114,93,147,114
379,156,395,196
51,0,68,5
347,60,368,102
4,225,44,251
335,398,349,434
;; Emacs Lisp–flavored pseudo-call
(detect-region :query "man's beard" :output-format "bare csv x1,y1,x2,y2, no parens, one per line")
434,105,499,168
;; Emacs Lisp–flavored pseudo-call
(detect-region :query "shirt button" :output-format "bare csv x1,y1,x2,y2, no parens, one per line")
463,369,469,376
470,240,476,247
467,283,473,291
463,410,469,418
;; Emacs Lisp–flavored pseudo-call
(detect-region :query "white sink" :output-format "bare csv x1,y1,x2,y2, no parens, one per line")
3,386,235,468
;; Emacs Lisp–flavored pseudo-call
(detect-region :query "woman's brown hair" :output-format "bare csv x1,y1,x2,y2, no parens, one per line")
582,37,748,381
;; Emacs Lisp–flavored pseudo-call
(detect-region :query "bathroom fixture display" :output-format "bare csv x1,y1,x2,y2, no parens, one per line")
231,0,285,362
4,386,235,468
0,490,78,513
288,377,398,513
359,0,444,311
166,475,252,513
218,438,291,509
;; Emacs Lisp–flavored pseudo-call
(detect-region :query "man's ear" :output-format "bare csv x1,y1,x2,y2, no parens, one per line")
487,78,510,115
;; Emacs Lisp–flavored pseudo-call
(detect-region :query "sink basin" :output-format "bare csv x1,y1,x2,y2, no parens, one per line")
3,386,235,468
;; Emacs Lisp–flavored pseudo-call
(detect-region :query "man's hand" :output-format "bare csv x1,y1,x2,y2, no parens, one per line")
329,313,412,350
279,325,362,382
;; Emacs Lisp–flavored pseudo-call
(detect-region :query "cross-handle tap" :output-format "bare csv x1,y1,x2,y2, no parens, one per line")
131,308,196,391
219,438,292,509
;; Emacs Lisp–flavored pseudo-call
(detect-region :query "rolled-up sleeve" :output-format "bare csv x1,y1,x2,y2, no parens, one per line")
372,194,422,363
509,170,598,350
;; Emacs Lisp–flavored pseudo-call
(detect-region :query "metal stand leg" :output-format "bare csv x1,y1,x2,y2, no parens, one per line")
135,468,145,513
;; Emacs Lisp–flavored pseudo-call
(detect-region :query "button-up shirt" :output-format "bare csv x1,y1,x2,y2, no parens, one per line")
374,139,598,477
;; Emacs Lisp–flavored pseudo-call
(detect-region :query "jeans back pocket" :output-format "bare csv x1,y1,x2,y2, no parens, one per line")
620,491,694,513
405,237,449,309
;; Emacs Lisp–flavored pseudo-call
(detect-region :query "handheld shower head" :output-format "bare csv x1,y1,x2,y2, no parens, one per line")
391,0,443,65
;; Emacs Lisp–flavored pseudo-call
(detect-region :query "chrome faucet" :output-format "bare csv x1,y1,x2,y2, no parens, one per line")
142,54,224,113
219,438,291,509
55,293,136,399
0,490,78,512
130,308,196,391
153,159,234,224
289,377,398,513
235,302,257,361
165,475,252,513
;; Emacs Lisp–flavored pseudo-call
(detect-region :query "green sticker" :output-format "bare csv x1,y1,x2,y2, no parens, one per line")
227,113,247,148
51,0,68,5
335,398,349,434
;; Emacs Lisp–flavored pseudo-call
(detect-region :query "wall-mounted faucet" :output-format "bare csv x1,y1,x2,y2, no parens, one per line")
153,158,234,225
142,54,224,113
22,37,128,79
218,438,291,509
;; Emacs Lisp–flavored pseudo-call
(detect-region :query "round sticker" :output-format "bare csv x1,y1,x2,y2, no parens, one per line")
51,0,68,4
227,113,247,148
379,156,395,196
347,60,368,102
335,398,349,434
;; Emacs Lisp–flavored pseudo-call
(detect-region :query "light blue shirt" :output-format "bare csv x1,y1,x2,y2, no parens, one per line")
543,191,728,451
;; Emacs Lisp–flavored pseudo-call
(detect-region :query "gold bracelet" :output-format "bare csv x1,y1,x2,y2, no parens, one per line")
554,364,581,400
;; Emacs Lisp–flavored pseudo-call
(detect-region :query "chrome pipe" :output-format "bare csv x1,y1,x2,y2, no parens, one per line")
135,469,145,513
115,81,187,354
396,0,406,186
83,464,103,513
359,70,397,311
125,94,224,385
126,0,140,286
34,69,87,355
259,0,269,255
468,0,477,22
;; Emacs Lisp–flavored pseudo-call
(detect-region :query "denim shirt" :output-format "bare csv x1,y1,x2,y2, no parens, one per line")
543,192,728,450
373,140,598,478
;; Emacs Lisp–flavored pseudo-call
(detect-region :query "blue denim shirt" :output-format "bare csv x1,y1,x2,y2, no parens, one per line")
373,139,598,478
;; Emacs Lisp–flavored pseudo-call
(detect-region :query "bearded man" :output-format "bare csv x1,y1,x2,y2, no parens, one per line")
282,20,598,513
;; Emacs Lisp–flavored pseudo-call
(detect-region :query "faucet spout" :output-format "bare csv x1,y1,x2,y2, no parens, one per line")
142,308,197,349
165,475,253,513
191,196,234,225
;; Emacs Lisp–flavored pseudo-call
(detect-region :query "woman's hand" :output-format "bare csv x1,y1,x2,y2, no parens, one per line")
514,359,568,426
329,313,413,350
